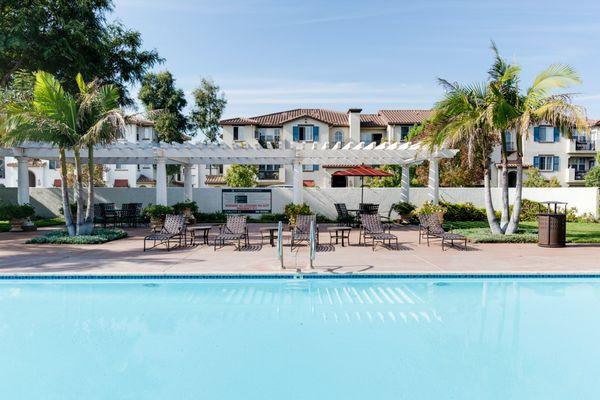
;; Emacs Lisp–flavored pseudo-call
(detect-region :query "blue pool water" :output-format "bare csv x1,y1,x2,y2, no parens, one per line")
1,278,600,399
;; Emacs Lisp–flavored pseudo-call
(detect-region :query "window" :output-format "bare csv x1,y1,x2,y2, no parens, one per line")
0,158,4,179
536,126,556,142
302,164,319,172
259,128,281,147
298,126,313,141
233,126,244,141
333,131,344,145
135,126,139,141
258,164,280,180
569,157,591,172
397,125,412,142
115,163,125,170
48,160,57,170
208,164,223,175
536,155,556,171
504,131,515,151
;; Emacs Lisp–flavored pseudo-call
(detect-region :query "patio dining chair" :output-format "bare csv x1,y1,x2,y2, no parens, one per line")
143,214,186,251
418,214,467,250
334,203,357,227
290,214,319,250
360,213,398,250
214,215,249,251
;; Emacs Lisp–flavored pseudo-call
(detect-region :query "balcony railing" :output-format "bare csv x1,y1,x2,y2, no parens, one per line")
575,141,596,151
574,170,589,181
258,171,280,180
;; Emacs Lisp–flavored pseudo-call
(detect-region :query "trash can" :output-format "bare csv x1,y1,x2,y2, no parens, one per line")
537,201,567,248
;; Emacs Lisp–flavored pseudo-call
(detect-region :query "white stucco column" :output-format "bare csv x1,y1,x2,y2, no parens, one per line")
198,164,206,188
400,165,410,203
155,157,167,205
16,157,30,205
292,161,303,204
183,164,193,201
428,158,439,205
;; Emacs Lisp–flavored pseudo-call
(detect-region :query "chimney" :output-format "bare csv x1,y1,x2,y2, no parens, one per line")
347,108,362,142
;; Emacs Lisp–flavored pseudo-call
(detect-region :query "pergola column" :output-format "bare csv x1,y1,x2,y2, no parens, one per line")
428,158,439,205
292,161,303,204
183,164,193,201
197,164,206,188
155,157,167,205
16,156,30,205
400,165,410,203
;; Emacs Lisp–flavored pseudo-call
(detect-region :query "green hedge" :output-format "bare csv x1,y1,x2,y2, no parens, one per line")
441,202,487,222
26,228,127,244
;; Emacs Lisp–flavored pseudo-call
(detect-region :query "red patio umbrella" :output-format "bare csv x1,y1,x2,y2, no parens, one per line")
332,165,392,204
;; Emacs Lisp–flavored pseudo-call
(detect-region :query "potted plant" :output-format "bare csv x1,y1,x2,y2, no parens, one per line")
284,203,311,226
0,203,36,232
143,204,174,230
172,200,198,225
416,201,447,223
392,202,416,223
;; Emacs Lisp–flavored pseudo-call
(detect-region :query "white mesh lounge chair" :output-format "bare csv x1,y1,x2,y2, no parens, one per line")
360,213,398,251
214,215,248,250
143,214,186,251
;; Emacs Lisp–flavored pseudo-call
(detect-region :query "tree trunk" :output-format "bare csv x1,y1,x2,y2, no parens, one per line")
484,159,503,234
505,157,523,234
59,148,75,236
84,145,95,227
73,147,91,235
500,158,509,233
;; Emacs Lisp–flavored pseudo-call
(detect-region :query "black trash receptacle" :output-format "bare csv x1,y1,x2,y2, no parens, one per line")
537,201,567,248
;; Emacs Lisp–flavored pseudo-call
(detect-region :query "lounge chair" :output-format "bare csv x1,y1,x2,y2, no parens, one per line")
290,214,319,249
214,215,249,250
418,214,467,250
334,203,357,227
360,213,398,250
143,214,186,251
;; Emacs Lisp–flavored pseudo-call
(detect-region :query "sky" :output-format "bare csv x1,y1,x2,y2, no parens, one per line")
110,0,600,120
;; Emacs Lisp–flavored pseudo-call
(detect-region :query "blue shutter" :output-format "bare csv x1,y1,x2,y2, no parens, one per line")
553,127,560,142
313,164,319,171
533,127,540,142
553,156,560,171
533,156,540,169
313,126,319,141
293,126,299,141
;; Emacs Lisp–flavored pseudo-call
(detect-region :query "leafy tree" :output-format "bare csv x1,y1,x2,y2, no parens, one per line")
523,168,561,187
224,164,258,187
585,153,600,187
0,0,161,105
138,71,189,143
190,78,227,143
66,164,106,187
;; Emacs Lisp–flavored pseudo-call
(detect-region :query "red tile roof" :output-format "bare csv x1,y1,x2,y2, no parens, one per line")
378,109,431,124
113,179,129,188
53,179,62,187
221,109,349,127
303,180,316,187
136,174,155,184
360,114,387,128
205,175,225,185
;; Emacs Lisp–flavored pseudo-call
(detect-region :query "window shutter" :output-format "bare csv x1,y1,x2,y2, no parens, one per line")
533,127,540,142
254,128,259,140
553,156,560,171
313,164,319,171
553,127,560,142
533,156,540,169
313,126,319,141
293,126,299,141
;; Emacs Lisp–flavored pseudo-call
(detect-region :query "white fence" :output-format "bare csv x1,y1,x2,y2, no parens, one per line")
0,187,598,218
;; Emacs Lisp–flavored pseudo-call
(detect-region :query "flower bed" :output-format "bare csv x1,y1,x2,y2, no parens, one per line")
26,228,127,244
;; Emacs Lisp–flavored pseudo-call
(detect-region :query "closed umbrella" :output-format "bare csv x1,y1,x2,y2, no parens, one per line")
332,165,393,204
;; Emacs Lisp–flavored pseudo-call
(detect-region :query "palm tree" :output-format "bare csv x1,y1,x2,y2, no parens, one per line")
0,71,123,236
424,45,587,236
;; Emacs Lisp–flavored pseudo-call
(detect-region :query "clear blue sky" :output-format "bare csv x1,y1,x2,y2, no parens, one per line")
111,0,600,119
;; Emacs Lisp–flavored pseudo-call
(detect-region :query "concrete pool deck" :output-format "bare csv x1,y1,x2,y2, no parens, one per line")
0,224,599,276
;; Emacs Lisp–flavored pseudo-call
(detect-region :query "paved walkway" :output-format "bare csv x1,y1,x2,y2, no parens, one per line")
0,224,598,276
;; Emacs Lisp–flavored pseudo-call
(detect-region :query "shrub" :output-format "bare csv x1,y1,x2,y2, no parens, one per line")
316,214,335,223
392,202,416,216
0,203,35,220
441,202,487,222
258,213,287,223
284,203,311,224
143,204,174,219
514,199,545,221
172,200,199,214
26,228,127,244
224,164,258,187
585,165,600,187
416,201,446,215
523,168,561,187
194,212,228,223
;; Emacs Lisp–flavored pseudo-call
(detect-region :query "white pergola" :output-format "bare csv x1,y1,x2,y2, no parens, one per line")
0,141,458,206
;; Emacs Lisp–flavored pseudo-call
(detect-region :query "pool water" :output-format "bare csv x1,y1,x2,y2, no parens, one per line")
1,278,599,399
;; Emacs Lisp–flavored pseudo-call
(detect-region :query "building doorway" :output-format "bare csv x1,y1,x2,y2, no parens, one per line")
331,175,347,187
508,171,517,187
28,170,36,187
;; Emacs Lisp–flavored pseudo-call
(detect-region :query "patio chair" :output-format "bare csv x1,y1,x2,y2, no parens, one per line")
360,213,398,251
98,203,116,227
334,203,357,227
418,214,467,250
143,214,186,251
214,215,249,251
290,214,319,249
359,203,379,215
121,203,143,227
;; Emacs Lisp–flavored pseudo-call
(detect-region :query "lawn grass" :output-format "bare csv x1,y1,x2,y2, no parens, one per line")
447,220,600,243
0,217,65,232
26,228,127,244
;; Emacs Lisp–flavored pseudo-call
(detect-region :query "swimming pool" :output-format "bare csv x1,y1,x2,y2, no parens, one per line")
1,277,599,399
